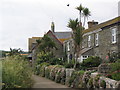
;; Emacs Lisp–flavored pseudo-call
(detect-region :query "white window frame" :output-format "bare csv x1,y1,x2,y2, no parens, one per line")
67,42,70,51
111,28,117,44
95,33,99,46
88,35,91,47
80,55,89,62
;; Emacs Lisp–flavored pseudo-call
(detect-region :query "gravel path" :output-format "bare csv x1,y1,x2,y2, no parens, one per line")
32,75,69,88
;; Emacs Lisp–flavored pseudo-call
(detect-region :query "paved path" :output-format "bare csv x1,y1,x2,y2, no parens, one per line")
32,75,69,88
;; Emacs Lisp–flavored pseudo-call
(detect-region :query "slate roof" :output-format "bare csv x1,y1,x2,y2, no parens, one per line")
83,16,120,34
53,32,72,39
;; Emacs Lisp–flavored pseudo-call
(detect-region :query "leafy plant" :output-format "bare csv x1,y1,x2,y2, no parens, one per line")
100,80,106,88
107,63,120,81
81,56,102,70
87,78,93,88
2,56,33,89
64,59,75,68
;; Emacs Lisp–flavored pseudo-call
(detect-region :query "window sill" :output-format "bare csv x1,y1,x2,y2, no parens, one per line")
95,45,99,47
111,42,117,44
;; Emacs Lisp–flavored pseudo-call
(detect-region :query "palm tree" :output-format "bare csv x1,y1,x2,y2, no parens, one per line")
76,4,84,25
9,48,23,56
67,4,91,68
67,18,82,68
83,7,91,27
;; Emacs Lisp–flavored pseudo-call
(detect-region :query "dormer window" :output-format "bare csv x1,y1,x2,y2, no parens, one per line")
112,28,117,44
88,35,91,47
95,33,99,46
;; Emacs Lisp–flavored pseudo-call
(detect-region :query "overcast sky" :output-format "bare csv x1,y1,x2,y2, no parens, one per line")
0,0,119,51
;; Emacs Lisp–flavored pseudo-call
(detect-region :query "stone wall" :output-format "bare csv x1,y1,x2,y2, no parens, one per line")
100,76,120,88
65,68,74,86
98,63,111,75
38,65,120,88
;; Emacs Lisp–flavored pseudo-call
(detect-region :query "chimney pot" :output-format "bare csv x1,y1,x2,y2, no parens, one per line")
88,21,98,28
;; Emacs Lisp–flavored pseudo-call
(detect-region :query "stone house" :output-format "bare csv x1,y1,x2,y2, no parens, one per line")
63,16,120,63
28,22,72,66
44,22,72,58
63,39,75,63
79,16,120,62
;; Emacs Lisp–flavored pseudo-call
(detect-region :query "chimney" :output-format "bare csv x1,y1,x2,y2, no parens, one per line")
88,20,98,28
51,22,55,32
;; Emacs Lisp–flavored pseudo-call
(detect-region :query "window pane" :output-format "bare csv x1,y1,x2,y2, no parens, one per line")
112,28,116,43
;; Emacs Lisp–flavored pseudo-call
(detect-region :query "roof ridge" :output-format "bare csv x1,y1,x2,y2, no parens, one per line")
83,16,120,34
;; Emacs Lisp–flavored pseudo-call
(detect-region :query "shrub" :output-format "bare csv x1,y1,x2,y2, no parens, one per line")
94,75,100,88
81,56,102,70
87,78,94,88
100,80,106,88
107,63,120,81
49,58,63,65
2,56,33,89
64,59,75,68
36,52,64,66
36,52,53,64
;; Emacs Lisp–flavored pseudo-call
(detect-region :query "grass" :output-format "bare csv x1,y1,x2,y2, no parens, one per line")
2,55,33,88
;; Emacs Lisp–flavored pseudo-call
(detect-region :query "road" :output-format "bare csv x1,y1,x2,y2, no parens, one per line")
32,75,69,88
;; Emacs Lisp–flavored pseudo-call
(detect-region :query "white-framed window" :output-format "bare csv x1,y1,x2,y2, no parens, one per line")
111,28,117,44
95,33,99,46
88,35,91,47
67,42,70,51
80,55,89,62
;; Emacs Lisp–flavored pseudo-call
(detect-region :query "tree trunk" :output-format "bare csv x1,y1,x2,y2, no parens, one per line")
79,11,81,26
73,45,80,69
83,16,86,27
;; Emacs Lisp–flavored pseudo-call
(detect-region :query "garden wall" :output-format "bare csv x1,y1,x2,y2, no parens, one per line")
98,63,111,75
38,65,120,88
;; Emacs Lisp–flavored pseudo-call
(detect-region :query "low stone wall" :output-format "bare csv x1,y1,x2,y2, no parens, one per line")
65,68,74,86
38,65,120,88
98,63,111,75
100,76,120,88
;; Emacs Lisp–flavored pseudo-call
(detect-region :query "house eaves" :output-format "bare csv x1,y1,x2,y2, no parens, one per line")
83,16,120,34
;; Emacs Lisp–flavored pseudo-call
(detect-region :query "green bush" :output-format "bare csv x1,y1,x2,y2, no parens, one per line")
36,52,53,64
49,58,63,65
87,78,94,88
36,52,64,66
81,56,102,70
100,80,106,88
107,63,120,81
64,60,75,68
2,56,33,88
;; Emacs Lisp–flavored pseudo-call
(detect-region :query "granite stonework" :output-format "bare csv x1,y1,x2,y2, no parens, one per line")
100,76,120,88
63,39,75,63
47,31,64,58
65,68,75,86
79,17,120,62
